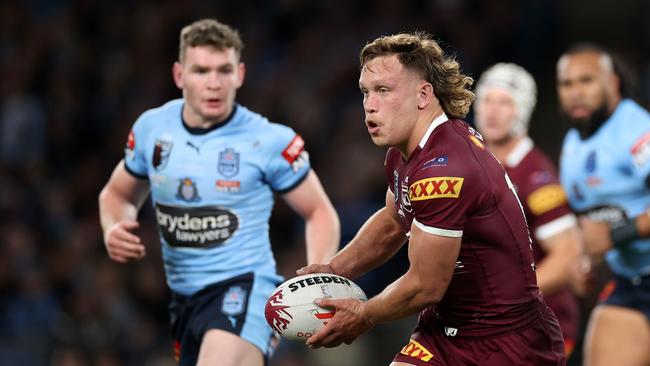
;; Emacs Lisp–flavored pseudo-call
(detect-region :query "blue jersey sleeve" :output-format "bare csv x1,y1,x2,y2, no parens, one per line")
616,101,650,181
264,126,310,193
123,113,150,179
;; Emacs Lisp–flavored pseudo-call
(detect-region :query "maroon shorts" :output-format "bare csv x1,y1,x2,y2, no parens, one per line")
393,304,566,366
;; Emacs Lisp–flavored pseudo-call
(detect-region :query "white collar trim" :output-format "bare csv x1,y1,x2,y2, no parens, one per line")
419,112,449,148
505,136,534,167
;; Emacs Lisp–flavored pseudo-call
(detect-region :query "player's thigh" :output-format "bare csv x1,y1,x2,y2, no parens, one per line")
584,304,650,366
197,328,263,366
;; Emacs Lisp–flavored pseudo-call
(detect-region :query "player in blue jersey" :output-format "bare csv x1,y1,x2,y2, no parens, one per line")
557,44,650,366
98,19,340,366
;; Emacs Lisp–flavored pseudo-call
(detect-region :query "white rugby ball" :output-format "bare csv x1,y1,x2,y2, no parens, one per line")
264,273,367,341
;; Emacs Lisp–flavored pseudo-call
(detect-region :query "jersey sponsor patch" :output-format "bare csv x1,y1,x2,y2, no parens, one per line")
282,135,309,172
399,339,434,362
422,156,448,168
155,203,239,248
222,285,248,316
468,134,485,149
631,132,650,167
216,180,241,193
526,184,567,215
153,136,173,170
218,148,240,177
125,130,136,160
409,177,464,201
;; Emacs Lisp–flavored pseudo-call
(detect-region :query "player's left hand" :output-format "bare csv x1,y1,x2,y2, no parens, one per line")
306,298,374,349
579,216,613,258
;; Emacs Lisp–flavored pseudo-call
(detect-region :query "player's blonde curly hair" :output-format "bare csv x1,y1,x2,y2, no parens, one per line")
360,32,474,119
179,19,244,62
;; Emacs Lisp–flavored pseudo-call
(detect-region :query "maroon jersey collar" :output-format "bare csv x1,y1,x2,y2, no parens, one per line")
504,136,533,167
418,112,449,149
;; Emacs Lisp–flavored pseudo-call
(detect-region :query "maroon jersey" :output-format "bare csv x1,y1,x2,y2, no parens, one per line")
384,116,543,336
502,137,579,342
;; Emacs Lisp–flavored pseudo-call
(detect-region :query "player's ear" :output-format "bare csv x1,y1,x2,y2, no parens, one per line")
172,62,184,89
236,62,246,89
418,81,434,110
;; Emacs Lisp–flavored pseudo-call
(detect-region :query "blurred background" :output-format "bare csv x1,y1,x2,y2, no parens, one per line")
0,0,648,365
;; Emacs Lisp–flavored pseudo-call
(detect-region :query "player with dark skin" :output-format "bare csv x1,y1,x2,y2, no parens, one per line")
557,45,650,366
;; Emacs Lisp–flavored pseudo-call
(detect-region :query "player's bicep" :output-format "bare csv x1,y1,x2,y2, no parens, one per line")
102,160,150,208
407,224,461,301
384,188,403,225
281,170,331,218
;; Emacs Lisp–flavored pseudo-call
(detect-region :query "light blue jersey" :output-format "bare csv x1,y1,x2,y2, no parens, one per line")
560,99,650,278
124,99,309,295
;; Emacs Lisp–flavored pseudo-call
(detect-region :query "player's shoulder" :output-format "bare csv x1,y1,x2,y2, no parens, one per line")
521,144,556,172
133,99,183,129
608,99,650,140
410,120,483,179
617,99,650,123
237,104,296,138
422,118,487,166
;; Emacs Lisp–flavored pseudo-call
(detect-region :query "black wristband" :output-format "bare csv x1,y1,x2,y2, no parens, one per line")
610,219,640,247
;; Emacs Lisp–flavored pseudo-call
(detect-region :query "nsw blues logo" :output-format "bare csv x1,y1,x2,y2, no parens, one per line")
153,136,173,171
218,148,240,177
176,178,201,202
222,286,247,316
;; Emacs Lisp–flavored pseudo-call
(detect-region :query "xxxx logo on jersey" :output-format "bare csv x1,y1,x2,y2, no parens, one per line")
409,177,464,201
400,339,434,362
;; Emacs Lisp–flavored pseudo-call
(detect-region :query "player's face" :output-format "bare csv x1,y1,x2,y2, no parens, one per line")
474,88,517,144
173,46,245,126
359,55,422,148
556,52,616,125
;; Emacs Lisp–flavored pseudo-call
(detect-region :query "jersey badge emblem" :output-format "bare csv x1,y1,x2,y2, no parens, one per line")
125,130,136,160
153,137,173,170
218,148,240,177
222,285,247,316
176,178,201,202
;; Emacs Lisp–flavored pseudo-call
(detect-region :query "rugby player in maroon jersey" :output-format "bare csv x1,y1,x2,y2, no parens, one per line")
298,33,566,365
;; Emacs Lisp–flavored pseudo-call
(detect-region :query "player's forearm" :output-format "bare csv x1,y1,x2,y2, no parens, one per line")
98,186,140,232
536,260,571,295
330,207,406,279
305,203,340,264
536,227,581,295
364,271,440,324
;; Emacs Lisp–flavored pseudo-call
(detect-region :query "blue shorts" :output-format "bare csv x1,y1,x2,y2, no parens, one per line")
169,272,281,365
602,274,650,320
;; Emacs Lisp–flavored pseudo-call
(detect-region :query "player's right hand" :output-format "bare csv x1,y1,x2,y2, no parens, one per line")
296,263,336,276
103,220,146,263
569,254,594,297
